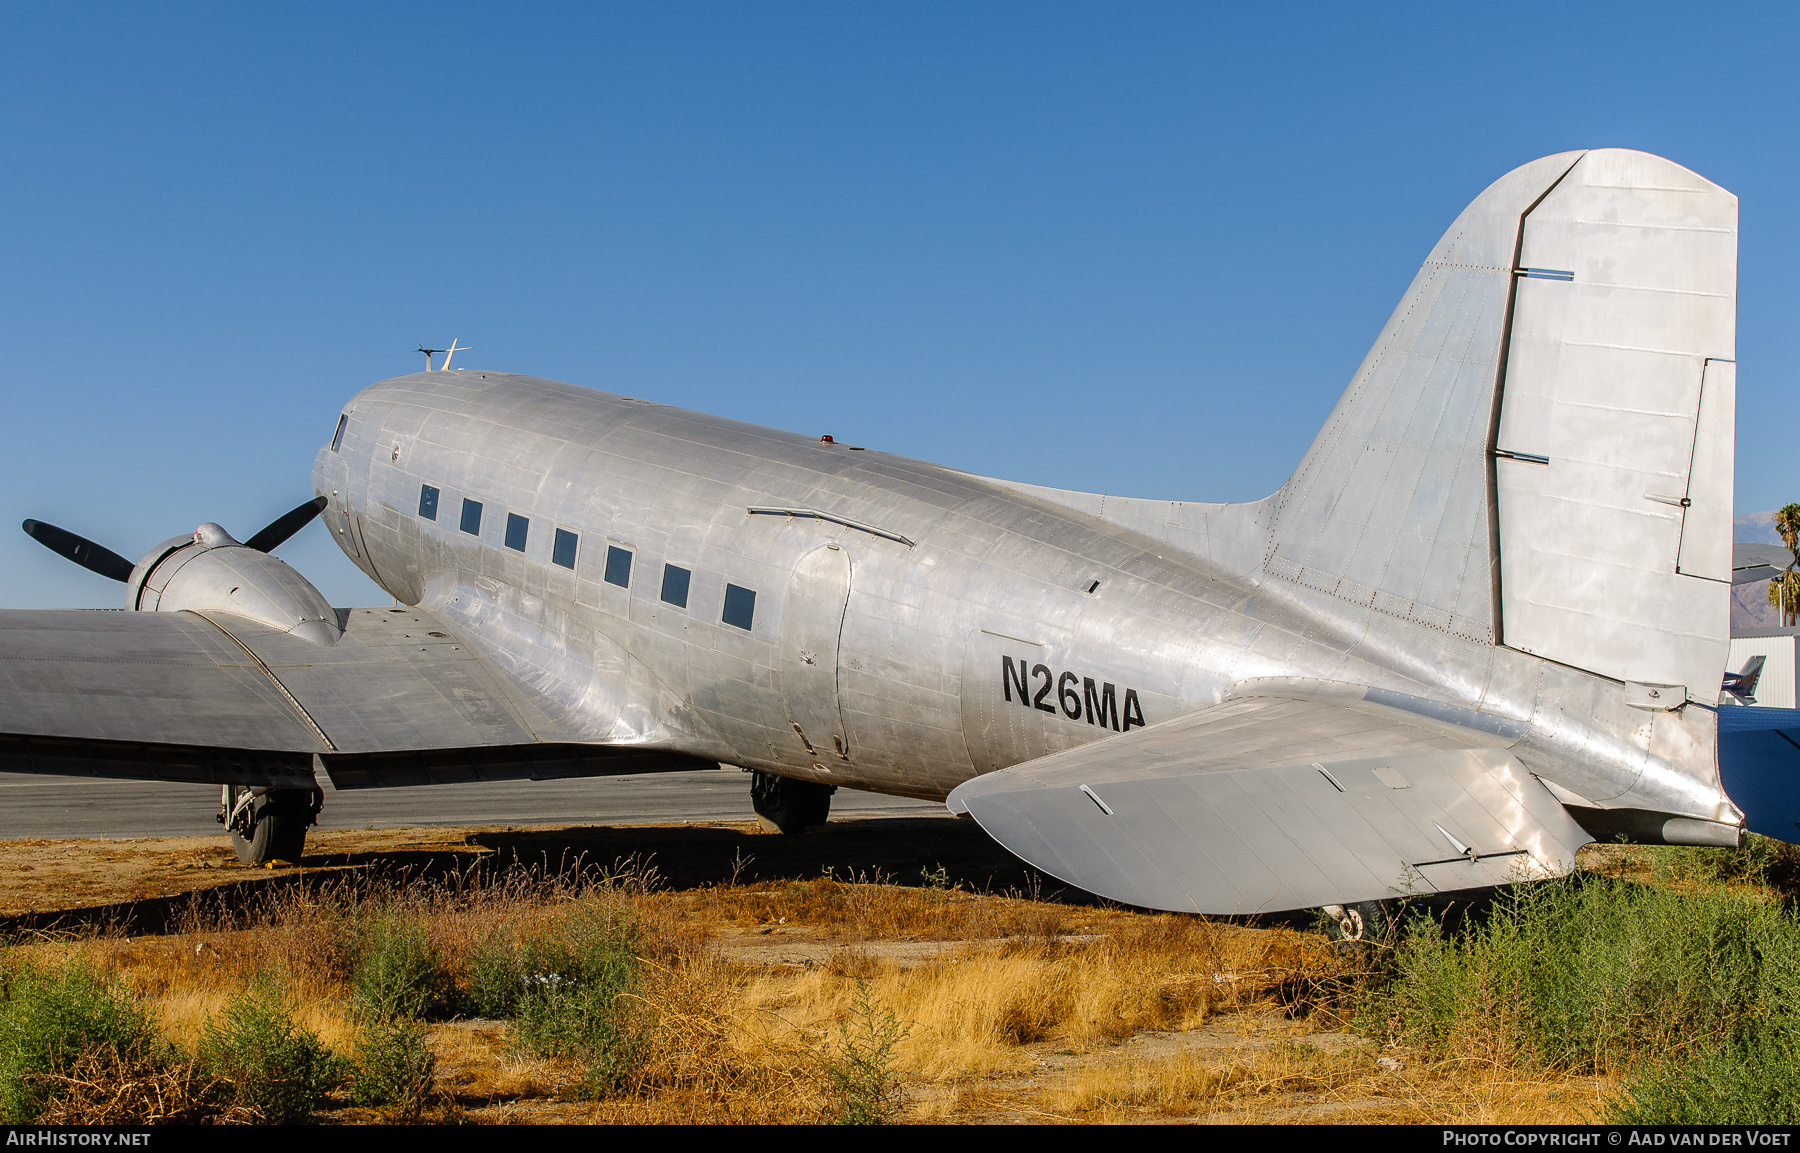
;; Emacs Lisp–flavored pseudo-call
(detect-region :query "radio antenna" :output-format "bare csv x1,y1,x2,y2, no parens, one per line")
416,340,471,372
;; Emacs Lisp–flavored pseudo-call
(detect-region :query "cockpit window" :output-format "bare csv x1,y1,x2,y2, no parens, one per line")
418,485,439,521
460,499,483,536
505,513,529,552
330,414,348,452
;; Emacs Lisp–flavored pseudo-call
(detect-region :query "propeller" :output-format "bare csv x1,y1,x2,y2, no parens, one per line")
21,497,330,583
20,520,135,582
243,497,329,553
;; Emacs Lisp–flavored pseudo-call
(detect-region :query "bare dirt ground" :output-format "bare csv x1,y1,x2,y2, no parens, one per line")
0,818,1611,1124
0,815,1013,927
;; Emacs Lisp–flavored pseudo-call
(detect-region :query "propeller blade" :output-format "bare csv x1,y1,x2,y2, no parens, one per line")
21,520,136,582
244,497,329,553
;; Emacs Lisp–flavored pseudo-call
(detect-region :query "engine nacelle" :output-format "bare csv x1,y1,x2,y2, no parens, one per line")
126,523,341,645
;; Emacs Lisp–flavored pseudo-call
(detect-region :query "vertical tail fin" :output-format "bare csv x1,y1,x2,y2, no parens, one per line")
1263,151,1584,645
1266,149,1737,704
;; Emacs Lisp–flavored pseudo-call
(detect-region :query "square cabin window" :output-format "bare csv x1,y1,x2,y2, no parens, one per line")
721,584,756,631
418,485,439,521
460,499,483,536
604,545,633,588
660,563,691,608
552,528,579,570
505,513,529,552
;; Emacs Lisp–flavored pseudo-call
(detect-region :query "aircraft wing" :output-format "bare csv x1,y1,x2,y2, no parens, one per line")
946,693,1593,915
0,607,713,790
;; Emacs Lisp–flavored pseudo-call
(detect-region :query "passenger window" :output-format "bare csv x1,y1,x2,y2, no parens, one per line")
460,499,483,536
505,513,529,552
660,564,691,608
553,529,578,570
330,414,347,452
722,584,756,631
418,485,439,521
604,545,632,588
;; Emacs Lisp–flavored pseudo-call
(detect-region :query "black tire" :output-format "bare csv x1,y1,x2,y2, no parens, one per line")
1321,900,1397,946
228,790,314,865
750,770,835,834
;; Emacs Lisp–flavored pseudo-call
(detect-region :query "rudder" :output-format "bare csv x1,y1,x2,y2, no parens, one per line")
1494,150,1736,703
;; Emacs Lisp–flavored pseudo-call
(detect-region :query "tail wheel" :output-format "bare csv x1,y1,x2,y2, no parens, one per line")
224,787,319,865
1321,900,1397,946
749,770,835,835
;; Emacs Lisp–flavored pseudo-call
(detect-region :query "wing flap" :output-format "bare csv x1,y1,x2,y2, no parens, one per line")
947,696,1592,913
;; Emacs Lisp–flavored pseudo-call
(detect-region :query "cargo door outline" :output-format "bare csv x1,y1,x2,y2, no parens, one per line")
779,543,853,762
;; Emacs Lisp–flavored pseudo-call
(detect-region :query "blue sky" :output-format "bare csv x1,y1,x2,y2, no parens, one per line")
3,2,1795,607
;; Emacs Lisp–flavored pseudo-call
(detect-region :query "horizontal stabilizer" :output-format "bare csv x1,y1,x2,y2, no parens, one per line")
1732,543,1795,586
1716,706,1800,840
946,696,1593,914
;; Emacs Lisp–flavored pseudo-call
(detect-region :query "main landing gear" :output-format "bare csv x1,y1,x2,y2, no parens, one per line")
220,786,322,865
749,769,836,835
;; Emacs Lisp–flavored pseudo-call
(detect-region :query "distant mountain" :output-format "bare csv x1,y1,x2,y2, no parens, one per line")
1735,511,1785,547
1734,511,1785,629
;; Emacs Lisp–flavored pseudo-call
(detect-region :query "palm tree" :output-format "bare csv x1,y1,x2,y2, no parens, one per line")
1769,504,1800,625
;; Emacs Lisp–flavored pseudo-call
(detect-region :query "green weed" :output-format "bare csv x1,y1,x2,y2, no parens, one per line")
466,895,644,1095
197,982,343,1124
822,981,912,1124
0,962,161,1123
350,906,453,1022
1358,872,1800,1110
349,1020,437,1119
1608,1032,1800,1123
465,927,527,1019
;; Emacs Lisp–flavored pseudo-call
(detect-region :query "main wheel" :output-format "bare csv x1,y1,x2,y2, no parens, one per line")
226,788,316,865
750,770,835,835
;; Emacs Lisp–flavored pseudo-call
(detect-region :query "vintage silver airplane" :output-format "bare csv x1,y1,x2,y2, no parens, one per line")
9,148,1799,937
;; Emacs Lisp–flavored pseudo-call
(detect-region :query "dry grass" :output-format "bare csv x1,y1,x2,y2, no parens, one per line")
1042,1044,1613,1124
663,869,1071,940
0,857,1623,1125
711,915,1329,1082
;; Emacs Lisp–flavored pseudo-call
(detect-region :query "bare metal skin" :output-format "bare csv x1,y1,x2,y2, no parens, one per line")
2,148,1755,913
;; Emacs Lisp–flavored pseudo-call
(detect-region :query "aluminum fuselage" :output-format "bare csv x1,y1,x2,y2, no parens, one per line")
314,370,1732,824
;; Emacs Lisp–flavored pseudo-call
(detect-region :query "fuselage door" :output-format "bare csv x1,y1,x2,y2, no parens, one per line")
779,543,853,762
339,403,391,590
